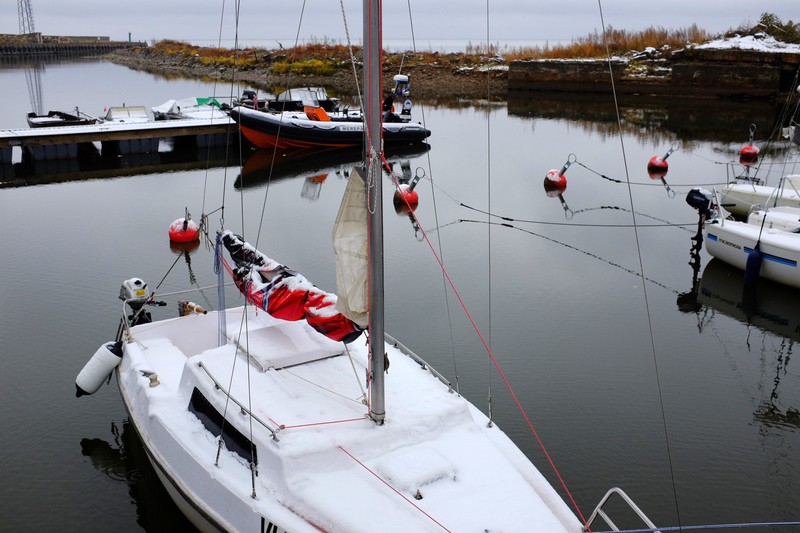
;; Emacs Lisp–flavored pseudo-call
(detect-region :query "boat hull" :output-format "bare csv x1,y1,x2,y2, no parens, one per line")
230,106,430,150
720,176,800,217
114,306,582,532
705,219,800,288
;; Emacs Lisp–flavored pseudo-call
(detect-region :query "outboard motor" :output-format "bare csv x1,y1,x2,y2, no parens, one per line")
240,89,257,109
686,188,715,245
383,74,413,123
119,277,152,327
686,188,714,219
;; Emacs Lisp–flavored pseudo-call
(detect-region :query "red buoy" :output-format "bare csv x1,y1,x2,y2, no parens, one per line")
739,144,759,166
647,155,669,176
168,217,200,243
393,184,419,215
544,169,567,191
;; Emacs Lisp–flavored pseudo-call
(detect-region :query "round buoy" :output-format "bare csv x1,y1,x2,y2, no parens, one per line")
393,184,419,215
647,155,669,175
739,144,759,166
544,169,567,191
168,217,200,243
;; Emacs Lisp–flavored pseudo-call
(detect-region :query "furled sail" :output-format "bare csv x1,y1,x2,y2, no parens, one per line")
220,230,363,344
332,168,369,328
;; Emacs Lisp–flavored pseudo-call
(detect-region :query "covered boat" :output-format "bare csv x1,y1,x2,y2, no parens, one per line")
26,108,96,128
152,97,230,121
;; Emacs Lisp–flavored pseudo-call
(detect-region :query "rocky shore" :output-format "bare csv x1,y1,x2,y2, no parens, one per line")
107,33,800,102
107,47,508,101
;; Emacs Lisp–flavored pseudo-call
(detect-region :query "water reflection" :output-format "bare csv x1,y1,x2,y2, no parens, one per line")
507,92,788,144
235,144,430,192
695,259,800,342
0,143,239,188
80,420,196,531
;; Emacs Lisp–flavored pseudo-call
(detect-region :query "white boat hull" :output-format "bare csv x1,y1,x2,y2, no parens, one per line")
719,175,800,217
705,218,800,288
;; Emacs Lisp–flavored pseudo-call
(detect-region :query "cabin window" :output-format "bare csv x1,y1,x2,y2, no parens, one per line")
188,387,258,466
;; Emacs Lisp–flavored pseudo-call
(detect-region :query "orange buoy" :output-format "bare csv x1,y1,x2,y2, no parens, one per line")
647,156,669,179
647,155,668,171
739,144,759,166
393,184,419,215
168,217,200,243
544,169,567,191
648,143,678,179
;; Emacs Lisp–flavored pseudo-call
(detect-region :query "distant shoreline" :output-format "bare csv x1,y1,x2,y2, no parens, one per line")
108,41,800,102
107,48,507,100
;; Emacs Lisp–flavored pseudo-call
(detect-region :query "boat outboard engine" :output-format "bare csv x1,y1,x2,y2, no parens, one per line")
240,89,257,109
119,277,152,326
686,188,714,219
383,74,413,123
686,188,716,244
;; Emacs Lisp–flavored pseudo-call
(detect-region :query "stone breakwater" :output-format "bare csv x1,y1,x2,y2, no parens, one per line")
509,47,800,100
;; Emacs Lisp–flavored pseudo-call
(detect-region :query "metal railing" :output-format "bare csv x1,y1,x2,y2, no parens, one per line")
584,487,660,533
197,361,281,442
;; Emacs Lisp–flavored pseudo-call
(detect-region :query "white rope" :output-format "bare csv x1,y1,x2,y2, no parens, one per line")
339,0,365,113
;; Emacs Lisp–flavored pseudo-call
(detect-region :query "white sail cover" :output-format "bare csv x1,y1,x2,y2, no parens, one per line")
333,168,369,328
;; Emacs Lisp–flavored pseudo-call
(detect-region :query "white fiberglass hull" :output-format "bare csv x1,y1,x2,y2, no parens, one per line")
116,306,582,533
719,175,800,217
704,218,800,289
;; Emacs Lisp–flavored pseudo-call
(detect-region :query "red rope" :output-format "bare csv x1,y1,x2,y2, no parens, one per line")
338,445,452,532
380,154,589,527
280,417,365,430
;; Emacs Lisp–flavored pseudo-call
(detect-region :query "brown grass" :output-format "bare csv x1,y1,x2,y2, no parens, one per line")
501,25,711,60
149,16,794,71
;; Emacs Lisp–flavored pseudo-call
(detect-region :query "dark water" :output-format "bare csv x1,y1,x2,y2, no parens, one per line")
1,59,799,532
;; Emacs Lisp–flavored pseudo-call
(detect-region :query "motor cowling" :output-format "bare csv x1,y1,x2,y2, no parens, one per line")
686,188,714,218
120,278,148,308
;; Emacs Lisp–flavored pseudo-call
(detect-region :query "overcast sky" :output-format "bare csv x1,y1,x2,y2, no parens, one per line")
2,1,797,50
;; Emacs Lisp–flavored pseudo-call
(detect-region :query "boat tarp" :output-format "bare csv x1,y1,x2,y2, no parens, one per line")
220,231,363,344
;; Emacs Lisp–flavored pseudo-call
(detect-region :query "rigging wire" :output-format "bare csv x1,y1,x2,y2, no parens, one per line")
207,0,260,497
380,151,590,526
597,0,682,527
451,218,682,295
254,0,309,250
404,0,461,394
484,0,494,427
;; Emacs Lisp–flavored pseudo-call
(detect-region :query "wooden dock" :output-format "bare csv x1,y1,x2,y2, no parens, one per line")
0,117,237,163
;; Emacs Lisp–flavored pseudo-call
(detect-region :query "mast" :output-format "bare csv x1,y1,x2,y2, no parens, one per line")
364,0,385,423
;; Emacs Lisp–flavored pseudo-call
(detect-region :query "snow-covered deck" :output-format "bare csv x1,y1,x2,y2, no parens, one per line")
119,307,582,532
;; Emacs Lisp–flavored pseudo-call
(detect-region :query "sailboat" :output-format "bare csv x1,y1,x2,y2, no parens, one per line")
75,2,660,532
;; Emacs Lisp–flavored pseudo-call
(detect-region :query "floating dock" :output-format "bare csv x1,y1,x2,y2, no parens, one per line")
0,117,237,163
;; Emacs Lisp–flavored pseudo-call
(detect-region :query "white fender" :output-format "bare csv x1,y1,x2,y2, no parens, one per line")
76,341,123,397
